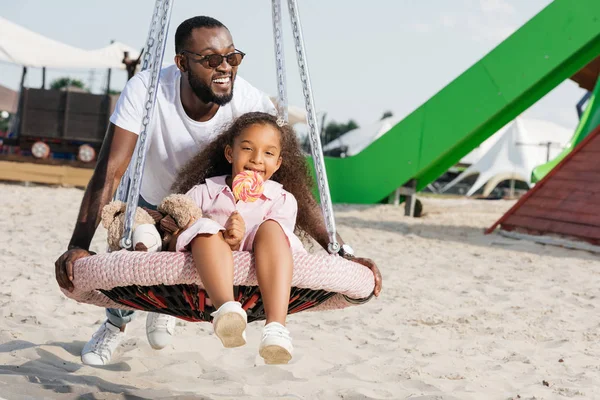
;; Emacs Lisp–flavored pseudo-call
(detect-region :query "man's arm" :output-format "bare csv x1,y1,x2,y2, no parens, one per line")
55,123,138,291
68,123,138,250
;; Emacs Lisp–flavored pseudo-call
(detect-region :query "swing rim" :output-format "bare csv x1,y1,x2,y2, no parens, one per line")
62,249,376,321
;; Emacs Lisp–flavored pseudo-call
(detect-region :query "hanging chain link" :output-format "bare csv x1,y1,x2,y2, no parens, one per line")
271,0,288,122
119,0,174,249
287,0,339,254
115,0,162,203
140,1,161,72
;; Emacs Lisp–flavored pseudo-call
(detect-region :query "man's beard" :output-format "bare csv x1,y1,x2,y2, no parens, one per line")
187,68,234,106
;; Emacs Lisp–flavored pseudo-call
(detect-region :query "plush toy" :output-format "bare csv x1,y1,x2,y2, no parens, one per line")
101,201,162,252
154,194,203,251
101,194,203,253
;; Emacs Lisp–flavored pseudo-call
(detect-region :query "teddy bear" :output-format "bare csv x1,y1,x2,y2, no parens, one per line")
101,194,203,252
101,201,158,252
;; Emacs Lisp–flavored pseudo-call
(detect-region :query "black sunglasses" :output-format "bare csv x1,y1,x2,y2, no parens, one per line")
180,49,245,68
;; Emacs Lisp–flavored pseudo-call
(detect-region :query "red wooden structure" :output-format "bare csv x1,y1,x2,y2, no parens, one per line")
571,55,600,91
486,125,600,245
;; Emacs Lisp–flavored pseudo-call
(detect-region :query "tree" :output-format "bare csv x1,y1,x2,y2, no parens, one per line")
322,119,359,145
380,110,393,120
50,77,87,91
0,112,9,133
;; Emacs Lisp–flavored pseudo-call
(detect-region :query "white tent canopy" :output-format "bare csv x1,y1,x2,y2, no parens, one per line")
323,115,402,156
442,117,572,197
86,41,141,67
0,16,136,69
459,129,504,165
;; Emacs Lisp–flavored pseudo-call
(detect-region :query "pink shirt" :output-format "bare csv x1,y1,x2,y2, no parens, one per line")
176,175,306,253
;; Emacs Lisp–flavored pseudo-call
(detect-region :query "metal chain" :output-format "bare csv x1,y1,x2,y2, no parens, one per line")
287,0,339,254
115,0,162,203
119,0,174,249
140,1,161,72
271,0,288,122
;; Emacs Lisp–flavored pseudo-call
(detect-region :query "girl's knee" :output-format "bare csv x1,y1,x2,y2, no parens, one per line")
191,232,225,247
255,220,290,248
256,220,284,238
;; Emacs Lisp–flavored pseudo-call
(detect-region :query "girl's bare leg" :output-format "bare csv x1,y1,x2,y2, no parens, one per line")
191,232,246,348
190,232,234,309
253,220,293,325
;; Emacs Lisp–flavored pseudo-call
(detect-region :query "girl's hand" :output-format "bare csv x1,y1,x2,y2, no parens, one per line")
224,211,245,251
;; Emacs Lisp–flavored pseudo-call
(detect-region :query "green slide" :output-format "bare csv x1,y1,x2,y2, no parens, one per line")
531,77,600,183
320,0,600,204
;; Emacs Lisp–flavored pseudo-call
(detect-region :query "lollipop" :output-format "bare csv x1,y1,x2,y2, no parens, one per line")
232,170,264,202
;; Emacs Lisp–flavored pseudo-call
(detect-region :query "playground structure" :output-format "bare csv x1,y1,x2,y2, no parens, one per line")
2,88,117,163
486,124,600,248
0,15,141,164
531,71,600,183
323,0,600,204
485,54,600,248
0,86,120,187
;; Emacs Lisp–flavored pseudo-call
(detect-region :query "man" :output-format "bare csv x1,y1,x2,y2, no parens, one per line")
122,51,142,80
55,16,382,366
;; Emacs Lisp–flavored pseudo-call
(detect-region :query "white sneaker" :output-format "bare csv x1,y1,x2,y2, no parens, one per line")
210,301,247,348
146,312,176,350
81,321,126,366
259,322,293,365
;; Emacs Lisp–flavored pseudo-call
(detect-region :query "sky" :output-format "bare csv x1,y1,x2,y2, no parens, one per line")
0,0,588,132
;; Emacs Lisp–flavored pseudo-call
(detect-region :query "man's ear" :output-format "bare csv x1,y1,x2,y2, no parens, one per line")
224,145,233,163
175,54,187,73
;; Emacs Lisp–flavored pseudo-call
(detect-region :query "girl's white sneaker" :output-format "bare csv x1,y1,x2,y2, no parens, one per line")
210,301,247,348
259,322,293,364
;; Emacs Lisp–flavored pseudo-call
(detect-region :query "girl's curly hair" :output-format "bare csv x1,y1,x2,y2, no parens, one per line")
171,111,319,236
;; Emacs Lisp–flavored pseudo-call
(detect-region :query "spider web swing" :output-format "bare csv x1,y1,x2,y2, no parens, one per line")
63,0,375,323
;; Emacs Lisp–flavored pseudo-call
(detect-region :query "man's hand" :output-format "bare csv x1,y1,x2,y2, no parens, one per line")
223,211,245,251
54,248,95,292
351,256,382,297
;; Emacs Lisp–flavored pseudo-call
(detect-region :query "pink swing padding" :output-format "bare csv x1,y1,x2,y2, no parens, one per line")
62,250,375,315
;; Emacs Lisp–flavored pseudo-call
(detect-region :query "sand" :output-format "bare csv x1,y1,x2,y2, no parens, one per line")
1,182,599,399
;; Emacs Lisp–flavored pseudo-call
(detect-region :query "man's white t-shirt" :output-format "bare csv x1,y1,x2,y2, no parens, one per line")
110,64,276,205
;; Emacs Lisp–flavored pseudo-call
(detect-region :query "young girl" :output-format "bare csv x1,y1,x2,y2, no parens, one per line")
171,111,319,364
